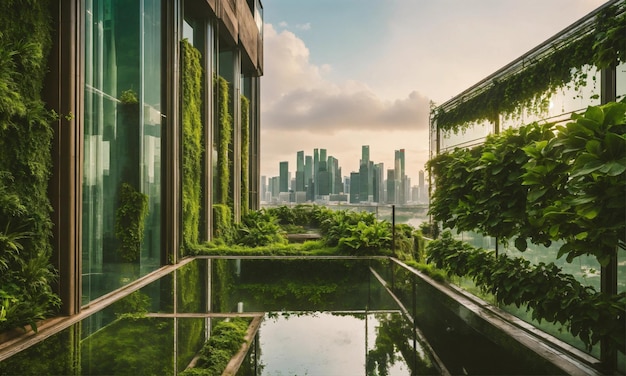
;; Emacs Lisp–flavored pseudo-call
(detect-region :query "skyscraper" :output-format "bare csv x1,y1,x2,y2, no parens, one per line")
419,169,425,203
395,149,406,204
296,151,305,192
313,148,319,197
279,161,289,193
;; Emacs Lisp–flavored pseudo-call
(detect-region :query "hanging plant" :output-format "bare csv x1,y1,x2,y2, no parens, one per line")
434,2,625,132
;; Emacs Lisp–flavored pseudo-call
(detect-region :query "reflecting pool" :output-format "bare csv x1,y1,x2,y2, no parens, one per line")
0,257,574,375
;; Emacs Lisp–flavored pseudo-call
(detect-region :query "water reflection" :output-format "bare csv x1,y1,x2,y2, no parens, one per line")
257,311,425,375
0,258,440,375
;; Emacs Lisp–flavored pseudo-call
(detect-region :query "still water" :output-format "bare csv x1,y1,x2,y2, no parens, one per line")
0,258,564,375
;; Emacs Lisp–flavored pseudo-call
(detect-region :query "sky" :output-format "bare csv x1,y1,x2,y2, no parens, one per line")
259,0,608,183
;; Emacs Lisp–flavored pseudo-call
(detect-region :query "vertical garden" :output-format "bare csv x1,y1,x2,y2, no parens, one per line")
0,0,60,332
427,4,626,371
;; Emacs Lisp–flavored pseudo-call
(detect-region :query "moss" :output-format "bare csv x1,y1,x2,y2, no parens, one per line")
240,95,250,216
212,204,232,242
181,39,204,251
216,75,231,206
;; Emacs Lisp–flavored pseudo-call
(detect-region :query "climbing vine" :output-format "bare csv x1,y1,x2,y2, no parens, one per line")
241,95,250,216
216,75,231,206
433,2,626,133
181,39,204,249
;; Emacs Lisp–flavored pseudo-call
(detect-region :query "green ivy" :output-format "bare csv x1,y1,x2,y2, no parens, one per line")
240,95,250,216
434,2,625,132
181,39,204,250
216,75,232,206
115,182,149,263
212,204,233,243
427,232,625,354
0,0,60,333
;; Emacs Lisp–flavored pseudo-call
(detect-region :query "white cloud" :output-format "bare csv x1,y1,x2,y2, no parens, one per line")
296,22,311,30
261,23,432,180
262,24,430,133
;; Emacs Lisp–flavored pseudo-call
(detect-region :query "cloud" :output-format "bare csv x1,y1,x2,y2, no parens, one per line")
262,24,430,135
296,22,311,30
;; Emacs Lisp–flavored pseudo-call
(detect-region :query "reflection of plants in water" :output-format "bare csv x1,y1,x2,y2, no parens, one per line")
213,259,236,312
111,290,151,318
366,313,436,376
240,282,338,306
81,317,173,376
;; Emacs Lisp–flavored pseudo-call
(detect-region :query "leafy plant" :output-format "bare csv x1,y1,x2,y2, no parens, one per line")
233,209,287,247
115,183,149,263
0,0,60,334
427,232,625,354
522,101,626,265
119,89,138,104
338,220,392,255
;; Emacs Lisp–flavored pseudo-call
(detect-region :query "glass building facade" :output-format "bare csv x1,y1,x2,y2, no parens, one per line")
429,1,624,371
41,0,263,311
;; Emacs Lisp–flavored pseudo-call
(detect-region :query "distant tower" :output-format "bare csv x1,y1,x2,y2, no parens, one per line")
313,149,319,197
359,145,370,202
279,161,289,193
387,169,396,204
395,149,406,204
296,151,305,192
419,169,425,203
350,172,360,203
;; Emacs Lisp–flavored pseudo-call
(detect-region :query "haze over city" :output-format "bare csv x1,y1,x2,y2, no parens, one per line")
259,0,607,183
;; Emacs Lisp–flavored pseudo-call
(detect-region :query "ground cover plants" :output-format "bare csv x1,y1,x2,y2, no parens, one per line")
192,204,425,262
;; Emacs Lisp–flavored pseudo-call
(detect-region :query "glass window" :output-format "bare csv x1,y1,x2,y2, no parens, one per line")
616,61,626,103
83,0,162,304
440,119,492,152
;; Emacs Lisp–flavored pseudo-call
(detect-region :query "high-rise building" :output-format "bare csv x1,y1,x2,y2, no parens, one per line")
296,151,305,192
373,163,384,203
395,149,406,204
261,175,267,202
350,172,360,203
387,169,396,204
305,155,313,189
313,149,319,196
419,170,426,203
279,161,289,193
0,0,264,321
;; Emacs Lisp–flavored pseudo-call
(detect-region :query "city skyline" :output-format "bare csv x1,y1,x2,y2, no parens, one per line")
262,145,428,205
259,0,606,185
